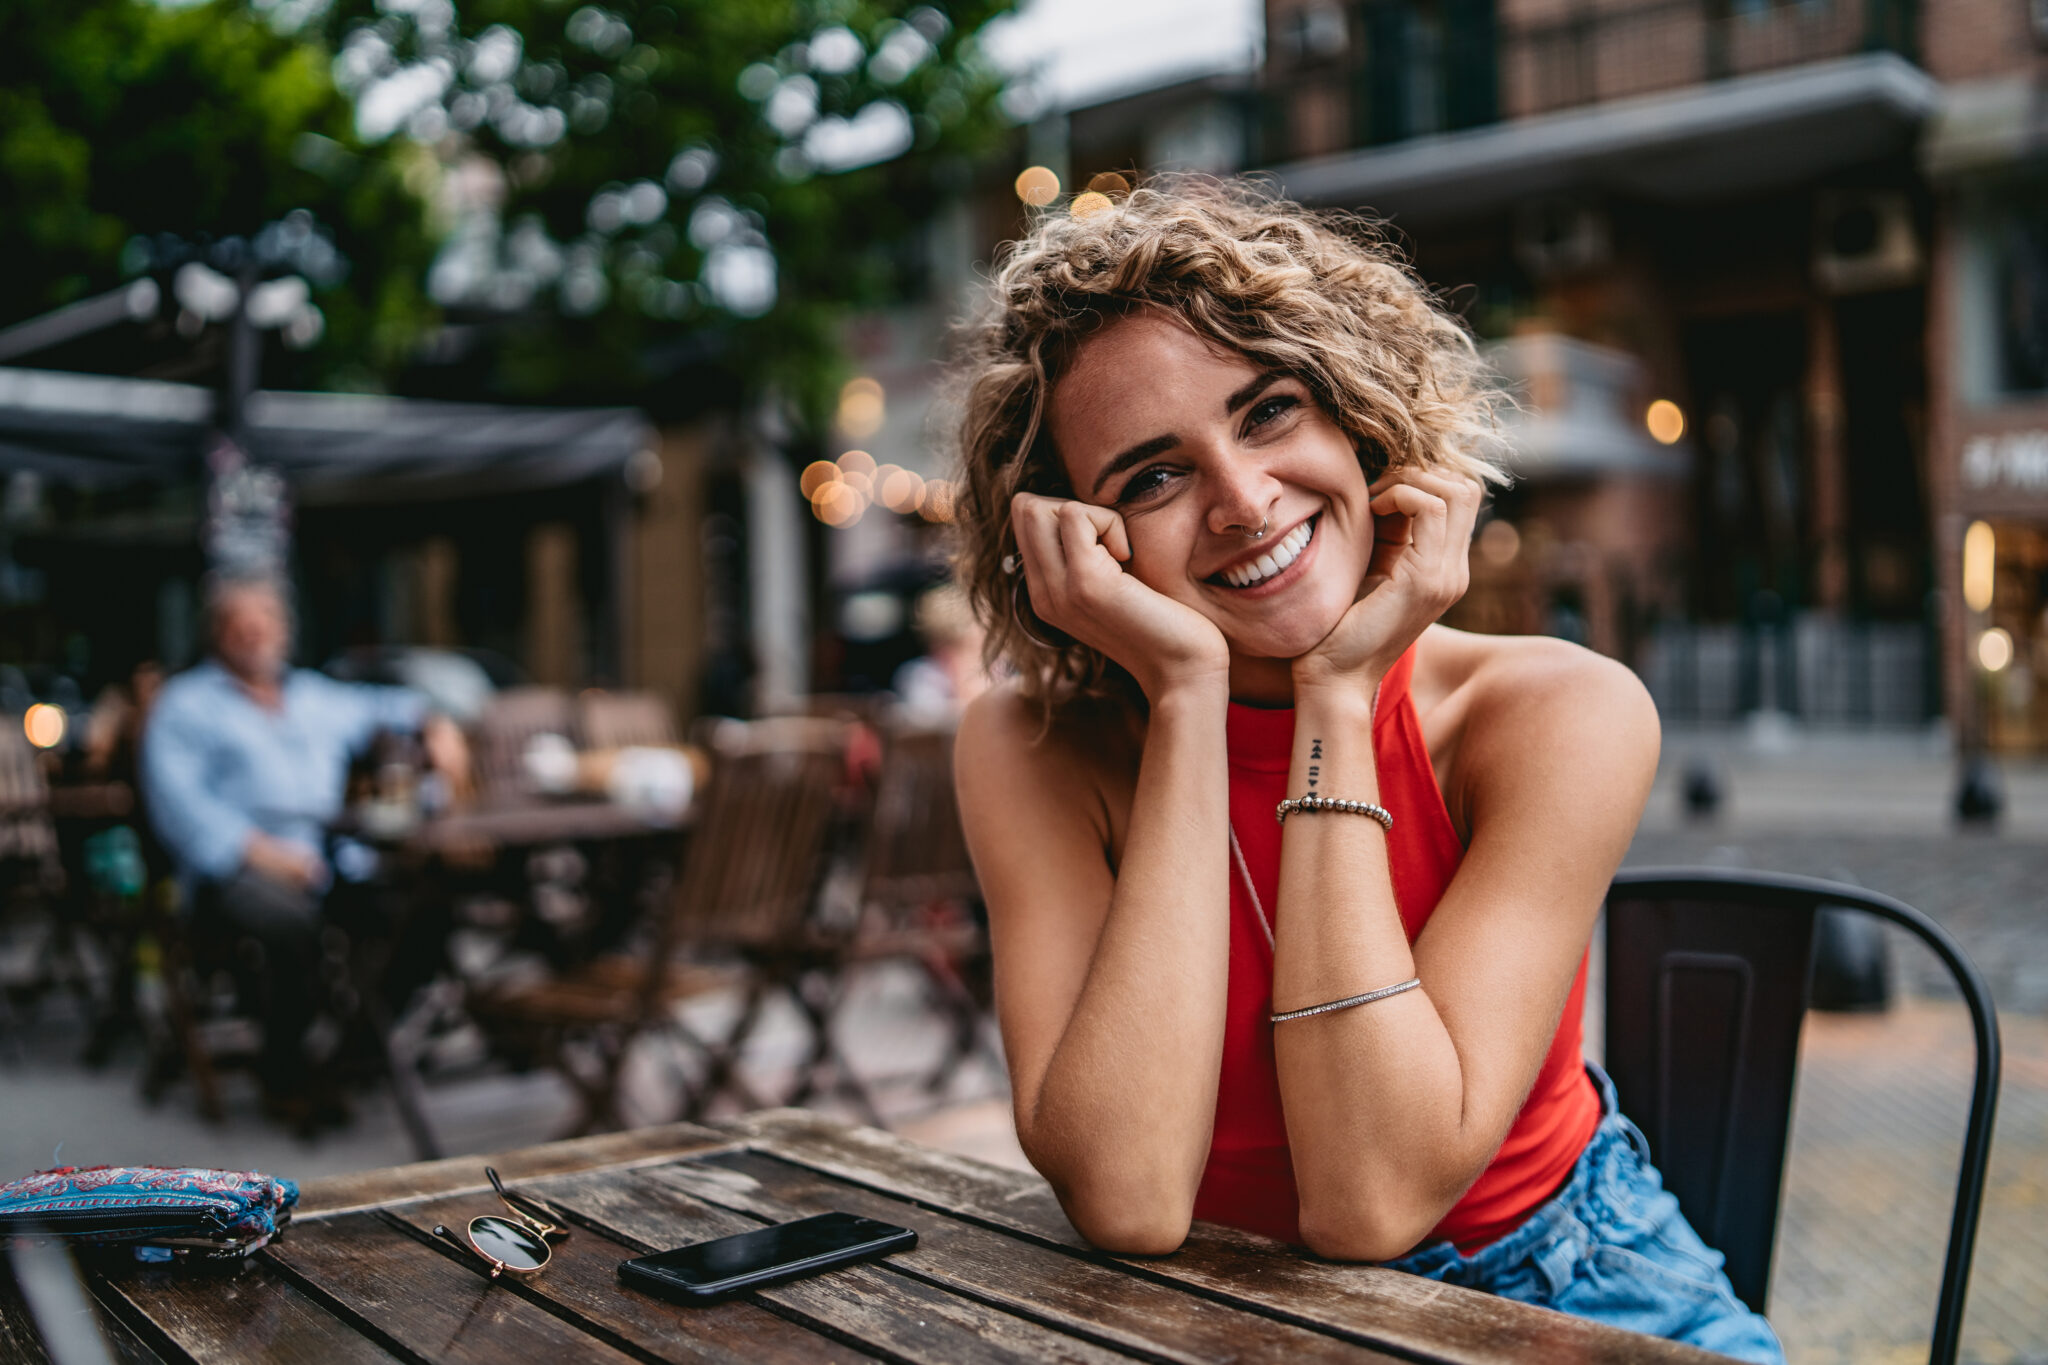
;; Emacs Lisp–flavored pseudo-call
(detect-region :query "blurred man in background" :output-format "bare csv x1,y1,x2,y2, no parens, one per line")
141,569,468,1120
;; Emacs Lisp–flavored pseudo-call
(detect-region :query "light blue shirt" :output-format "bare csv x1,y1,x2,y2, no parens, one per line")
141,660,426,882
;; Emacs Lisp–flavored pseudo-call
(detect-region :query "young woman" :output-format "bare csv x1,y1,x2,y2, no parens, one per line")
948,181,1783,1363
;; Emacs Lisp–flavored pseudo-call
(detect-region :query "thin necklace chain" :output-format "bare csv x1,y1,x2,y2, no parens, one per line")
1228,823,1274,950
1226,679,1383,956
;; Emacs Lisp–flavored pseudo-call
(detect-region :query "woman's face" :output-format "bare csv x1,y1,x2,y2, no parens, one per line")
1048,310,1375,662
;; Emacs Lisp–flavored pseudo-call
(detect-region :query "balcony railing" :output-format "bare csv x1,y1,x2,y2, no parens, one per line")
1262,0,1917,158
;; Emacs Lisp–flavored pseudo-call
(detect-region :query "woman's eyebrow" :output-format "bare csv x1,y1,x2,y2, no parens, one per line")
1225,371,1284,415
1090,433,1179,497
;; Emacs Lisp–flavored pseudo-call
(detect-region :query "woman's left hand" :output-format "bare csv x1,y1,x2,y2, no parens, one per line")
1294,467,1483,695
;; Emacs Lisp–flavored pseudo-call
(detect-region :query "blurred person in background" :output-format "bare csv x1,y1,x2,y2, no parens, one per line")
140,569,470,1121
892,584,995,720
950,179,1780,1363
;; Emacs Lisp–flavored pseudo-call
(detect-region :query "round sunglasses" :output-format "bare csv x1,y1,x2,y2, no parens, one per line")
432,1167,572,1279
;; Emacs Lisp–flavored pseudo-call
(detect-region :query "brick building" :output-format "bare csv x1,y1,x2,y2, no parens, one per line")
1247,0,2047,744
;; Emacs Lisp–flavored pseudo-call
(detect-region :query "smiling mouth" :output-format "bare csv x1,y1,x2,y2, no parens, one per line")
1210,515,1316,589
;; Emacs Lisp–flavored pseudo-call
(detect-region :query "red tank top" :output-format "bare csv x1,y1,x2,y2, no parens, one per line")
1193,645,1600,1254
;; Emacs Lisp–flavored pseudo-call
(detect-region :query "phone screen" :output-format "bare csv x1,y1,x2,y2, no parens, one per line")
627,1212,907,1288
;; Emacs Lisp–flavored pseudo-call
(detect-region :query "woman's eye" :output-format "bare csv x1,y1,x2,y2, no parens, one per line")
1247,394,1300,431
1116,466,1176,504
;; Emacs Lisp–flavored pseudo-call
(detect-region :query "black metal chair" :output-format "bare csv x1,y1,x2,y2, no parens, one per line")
1605,868,2001,1365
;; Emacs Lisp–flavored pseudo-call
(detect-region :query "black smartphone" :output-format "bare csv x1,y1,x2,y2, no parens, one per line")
617,1212,916,1304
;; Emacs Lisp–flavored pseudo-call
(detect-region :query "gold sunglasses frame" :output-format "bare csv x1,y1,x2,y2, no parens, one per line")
431,1167,573,1279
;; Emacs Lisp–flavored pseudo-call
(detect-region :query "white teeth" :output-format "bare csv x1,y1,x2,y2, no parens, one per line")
1225,519,1313,588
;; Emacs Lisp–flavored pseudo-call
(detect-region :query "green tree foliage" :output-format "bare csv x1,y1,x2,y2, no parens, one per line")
0,0,435,384
317,0,1014,415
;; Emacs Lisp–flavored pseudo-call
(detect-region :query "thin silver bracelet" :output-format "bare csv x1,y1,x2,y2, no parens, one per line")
1275,794,1393,830
1270,977,1422,1024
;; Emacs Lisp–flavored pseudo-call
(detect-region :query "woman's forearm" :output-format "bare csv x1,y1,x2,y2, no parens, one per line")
1025,681,1232,1248
1270,683,1471,1258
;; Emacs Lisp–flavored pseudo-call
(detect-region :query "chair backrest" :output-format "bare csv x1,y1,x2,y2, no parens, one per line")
860,719,978,915
473,687,575,797
0,724,55,869
576,690,677,751
669,716,851,951
1605,868,2001,1365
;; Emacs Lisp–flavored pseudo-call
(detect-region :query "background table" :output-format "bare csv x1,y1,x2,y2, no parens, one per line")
15,1113,1728,1364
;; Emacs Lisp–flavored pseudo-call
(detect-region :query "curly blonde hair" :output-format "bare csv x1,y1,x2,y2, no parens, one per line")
948,175,1508,710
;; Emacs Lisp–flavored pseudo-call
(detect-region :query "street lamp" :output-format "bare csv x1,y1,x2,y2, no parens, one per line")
124,212,346,576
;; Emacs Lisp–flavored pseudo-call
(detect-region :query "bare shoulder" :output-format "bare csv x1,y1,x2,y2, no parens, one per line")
1419,627,1660,819
957,681,1136,815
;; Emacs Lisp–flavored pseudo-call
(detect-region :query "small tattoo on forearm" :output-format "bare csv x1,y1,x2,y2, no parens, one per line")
1309,738,1322,791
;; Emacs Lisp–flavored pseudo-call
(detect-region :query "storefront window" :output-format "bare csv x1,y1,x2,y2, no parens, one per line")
1978,519,2048,751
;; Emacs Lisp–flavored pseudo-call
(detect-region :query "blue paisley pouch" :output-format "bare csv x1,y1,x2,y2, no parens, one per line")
0,1166,298,1260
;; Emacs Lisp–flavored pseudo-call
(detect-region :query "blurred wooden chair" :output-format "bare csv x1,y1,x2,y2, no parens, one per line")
839,716,995,1098
0,725,69,1052
135,888,260,1124
472,687,574,799
575,690,677,751
466,715,853,1133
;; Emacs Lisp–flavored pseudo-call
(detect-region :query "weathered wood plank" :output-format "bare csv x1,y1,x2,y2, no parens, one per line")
89,1292,170,1365
294,1121,732,1219
648,1149,1402,1364
264,1212,639,1365
382,1187,877,1365
728,1109,1727,1365
6,1247,172,1365
0,1266,54,1365
536,1164,1141,1365
93,1260,398,1365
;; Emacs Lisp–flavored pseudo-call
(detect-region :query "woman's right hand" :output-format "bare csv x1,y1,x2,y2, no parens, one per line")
1010,492,1229,700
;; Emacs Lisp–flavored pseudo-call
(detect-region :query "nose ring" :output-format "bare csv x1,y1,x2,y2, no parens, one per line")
1246,517,1268,539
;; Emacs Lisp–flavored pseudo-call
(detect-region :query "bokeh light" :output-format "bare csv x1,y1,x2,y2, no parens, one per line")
1071,191,1113,220
23,704,64,750
1477,519,1521,566
1963,520,1996,612
837,378,885,439
799,459,842,499
1978,626,2014,672
880,467,926,513
1014,165,1060,206
813,481,865,527
1646,399,1685,445
1087,171,1130,197
836,448,877,477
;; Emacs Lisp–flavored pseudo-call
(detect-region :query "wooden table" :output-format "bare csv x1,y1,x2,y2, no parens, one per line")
353,792,686,857
25,1112,1727,1364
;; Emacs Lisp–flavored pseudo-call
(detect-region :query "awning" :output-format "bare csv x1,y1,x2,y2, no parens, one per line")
1488,334,1688,481
1921,74,2048,180
0,366,656,505
1270,52,1941,223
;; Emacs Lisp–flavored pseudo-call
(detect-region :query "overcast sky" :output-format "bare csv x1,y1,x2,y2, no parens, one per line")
981,0,1264,112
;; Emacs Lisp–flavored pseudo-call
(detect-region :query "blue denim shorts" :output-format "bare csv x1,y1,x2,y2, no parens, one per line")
1383,1064,1785,1364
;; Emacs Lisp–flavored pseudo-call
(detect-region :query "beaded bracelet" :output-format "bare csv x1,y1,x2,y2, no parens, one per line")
1274,794,1393,831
